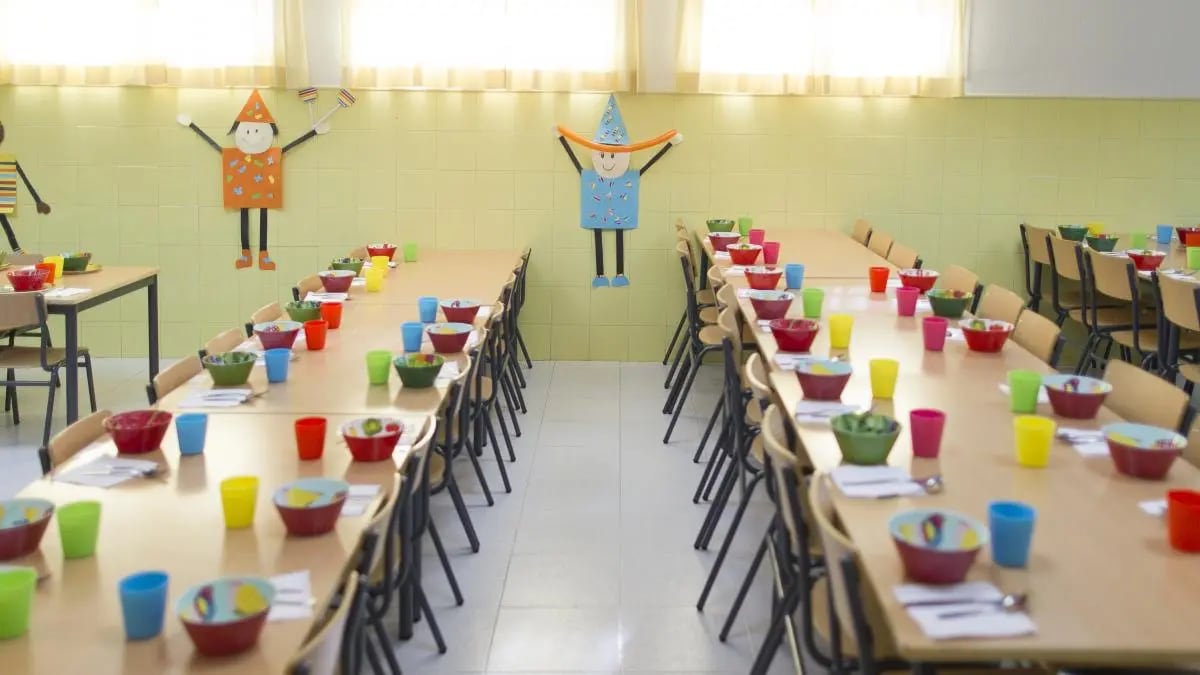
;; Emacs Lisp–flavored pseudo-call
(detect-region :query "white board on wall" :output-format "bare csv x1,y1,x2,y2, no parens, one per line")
966,0,1200,98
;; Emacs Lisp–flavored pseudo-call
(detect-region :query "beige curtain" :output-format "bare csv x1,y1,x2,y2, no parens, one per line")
676,0,963,97
342,0,637,92
0,0,307,88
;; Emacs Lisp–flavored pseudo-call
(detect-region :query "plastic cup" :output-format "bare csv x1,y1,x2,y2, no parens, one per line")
1167,490,1200,552
1157,224,1174,245
1013,415,1055,468
737,217,753,236
303,320,328,351
264,348,290,383
365,268,384,292
0,567,37,639
1008,369,1042,414
370,255,390,270
785,263,805,290
175,413,207,456
1087,222,1105,235
1188,247,1200,271
219,476,258,529
402,321,424,353
988,501,1036,568
42,256,63,282
366,349,392,385
762,241,781,265
118,571,168,641
57,501,101,559
1130,232,1148,249
403,242,419,262
868,266,889,293
748,229,765,246
294,417,327,461
320,301,343,330
418,296,438,323
869,358,899,399
895,287,919,317
34,262,56,285
801,288,824,319
829,314,853,349
909,409,946,458
922,316,948,351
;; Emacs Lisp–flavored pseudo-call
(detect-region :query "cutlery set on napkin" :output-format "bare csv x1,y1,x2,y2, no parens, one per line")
723,265,748,276
340,485,383,517
894,582,1036,640
304,291,348,303
1055,427,1108,457
269,570,316,622
794,400,861,424
436,360,461,384
774,353,819,369
55,456,163,488
179,388,254,408
830,465,928,499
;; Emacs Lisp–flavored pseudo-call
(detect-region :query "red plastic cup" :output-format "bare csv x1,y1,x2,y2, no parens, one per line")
294,417,327,460
34,262,56,285
320,301,343,330
303,320,328,351
909,409,946,458
748,229,766,246
922,316,948,351
762,241,781,265
868,266,889,293
896,287,919,317
1168,490,1200,552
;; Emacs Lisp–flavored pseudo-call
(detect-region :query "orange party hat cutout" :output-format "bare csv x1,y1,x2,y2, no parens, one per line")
235,89,275,124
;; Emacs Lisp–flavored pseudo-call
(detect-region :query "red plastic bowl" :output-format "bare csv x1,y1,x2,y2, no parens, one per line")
708,232,741,252
1046,389,1107,420
744,267,782,291
1108,441,1179,480
748,292,793,320
0,499,54,561
960,319,1013,353
318,271,355,293
898,268,938,294
341,418,405,462
1127,250,1166,272
275,498,346,537
366,243,397,260
182,611,269,657
427,323,473,353
440,300,482,324
7,267,49,292
254,321,302,350
796,371,851,401
104,410,172,454
1176,227,1200,246
769,319,819,352
892,538,981,584
727,245,762,266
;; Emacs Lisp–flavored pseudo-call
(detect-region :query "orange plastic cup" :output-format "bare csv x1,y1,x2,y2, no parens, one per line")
303,320,328,351
294,417,327,460
868,266,889,293
1168,490,1200,552
34,262,56,285
320,301,343,329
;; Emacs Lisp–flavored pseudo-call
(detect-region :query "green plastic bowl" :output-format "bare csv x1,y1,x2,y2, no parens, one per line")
1058,224,1088,242
330,257,364,275
832,416,901,465
202,352,256,387
285,301,322,323
1086,234,1118,252
706,219,735,233
926,289,973,319
61,252,92,272
393,353,445,389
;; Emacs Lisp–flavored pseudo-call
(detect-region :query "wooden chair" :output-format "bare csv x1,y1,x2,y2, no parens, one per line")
940,265,982,312
867,231,894,259
1012,310,1065,368
1045,235,1087,326
974,284,1025,324
510,247,534,370
430,356,481,553
1081,249,1161,372
885,242,920,270
851,219,872,246
663,230,716,366
352,473,408,672
145,355,201,405
293,274,322,302
245,301,283,336
199,327,244,359
1154,273,1200,390
38,408,111,475
664,243,724,443
286,573,363,675
1020,223,1059,311
1104,359,1190,432
0,292,98,447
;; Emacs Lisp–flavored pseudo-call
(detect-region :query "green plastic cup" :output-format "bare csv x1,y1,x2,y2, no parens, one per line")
801,288,825,319
737,217,753,237
1188,247,1200,271
366,350,392,385
1130,232,1148,249
403,242,418,262
1008,369,1042,414
0,567,37,639
57,501,101,559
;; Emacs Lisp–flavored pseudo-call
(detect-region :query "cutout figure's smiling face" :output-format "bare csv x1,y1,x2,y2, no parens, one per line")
591,148,630,179
234,122,273,154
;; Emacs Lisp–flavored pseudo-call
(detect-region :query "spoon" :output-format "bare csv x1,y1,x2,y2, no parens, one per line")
934,592,1028,619
843,474,944,494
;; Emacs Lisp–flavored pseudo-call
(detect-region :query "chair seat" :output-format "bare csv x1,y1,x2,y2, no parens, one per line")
1111,328,1200,353
698,325,724,347
1067,306,1154,329
745,399,762,426
696,289,716,306
0,346,89,369
699,307,719,325
430,451,447,484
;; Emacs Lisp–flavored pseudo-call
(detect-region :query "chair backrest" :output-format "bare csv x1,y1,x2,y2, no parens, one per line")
41,408,112,474
1047,236,1083,282
1156,273,1200,332
1084,249,1135,303
148,355,202,404
851,219,871,246
286,573,361,675
676,242,701,327
810,475,867,661
1024,225,1056,266
201,327,244,358
867,231,894,258
706,264,724,291
348,246,368,259
247,302,283,335
744,352,771,403
0,291,45,334
678,231,701,280
1104,360,1189,431
716,282,737,310
885,242,919,269
974,284,1024,324
940,265,980,297
359,473,403,581
293,275,322,302
717,307,742,360
1012,310,1064,367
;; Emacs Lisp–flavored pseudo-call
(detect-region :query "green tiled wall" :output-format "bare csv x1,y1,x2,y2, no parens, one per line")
1,88,1195,360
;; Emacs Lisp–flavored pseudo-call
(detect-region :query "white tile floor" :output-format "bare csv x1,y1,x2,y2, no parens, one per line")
0,359,801,674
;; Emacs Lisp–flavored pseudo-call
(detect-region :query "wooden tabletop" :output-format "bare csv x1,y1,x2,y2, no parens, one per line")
4,413,428,675
752,275,1200,664
699,228,895,280
42,266,159,307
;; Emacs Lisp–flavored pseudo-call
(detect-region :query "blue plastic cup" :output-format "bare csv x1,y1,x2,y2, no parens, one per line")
1158,224,1174,245
418,296,438,323
988,501,1036,568
264,348,290,384
785,263,805,289
401,321,424,353
118,571,168,641
175,413,207,456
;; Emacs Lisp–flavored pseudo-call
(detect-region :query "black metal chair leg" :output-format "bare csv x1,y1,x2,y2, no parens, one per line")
664,332,689,389
697,474,762,611
693,425,729,504
370,617,403,674
748,580,801,675
719,521,773,640
663,311,686,365
41,370,58,448
83,352,97,412
663,353,701,443
515,325,533,369
7,368,18,424
446,478,480,552
702,445,730,502
693,396,723,463
484,413,512,493
501,373,523,435
462,438,495,506
428,520,464,605
495,380,520,453
696,460,740,550
416,586,447,654
363,633,387,675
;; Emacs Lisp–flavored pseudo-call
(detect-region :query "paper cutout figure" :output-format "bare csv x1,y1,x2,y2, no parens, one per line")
298,87,318,124
177,89,331,270
556,95,681,287
0,122,52,254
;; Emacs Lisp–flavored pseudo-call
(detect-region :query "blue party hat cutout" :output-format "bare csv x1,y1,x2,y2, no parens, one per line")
592,94,628,146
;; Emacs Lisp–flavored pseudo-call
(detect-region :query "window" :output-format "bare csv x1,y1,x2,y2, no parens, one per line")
678,0,963,96
343,0,636,91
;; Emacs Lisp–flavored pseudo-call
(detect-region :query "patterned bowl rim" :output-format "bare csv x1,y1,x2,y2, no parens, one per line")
253,320,303,333
887,508,990,551
958,318,1014,333
176,576,277,625
926,289,973,300
749,290,794,301
1101,422,1186,451
1042,374,1113,395
899,268,938,277
286,300,322,309
795,359,852,376
426,322,473,335
0,498,54,530
340,417,405,439
439,298,481,309
272,478,350,509
319,269,357,278
394,353,446,369
203,351,257,366
745,265,781,274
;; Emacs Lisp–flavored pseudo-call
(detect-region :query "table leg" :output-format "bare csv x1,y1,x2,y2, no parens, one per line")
64,308,79,424
147,277,160,379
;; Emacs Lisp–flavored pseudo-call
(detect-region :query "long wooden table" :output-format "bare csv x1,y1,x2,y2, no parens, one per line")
700,228,897,280
4,250,522,674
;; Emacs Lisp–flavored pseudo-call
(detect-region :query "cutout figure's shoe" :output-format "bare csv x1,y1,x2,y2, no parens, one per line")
258,250,276,271
235,249,253,269
612,274,630,287
592,275,610,288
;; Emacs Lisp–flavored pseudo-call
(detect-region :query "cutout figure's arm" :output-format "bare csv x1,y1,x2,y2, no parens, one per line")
282,123,330,155
176,114,221,153
14,162,50,213
639,133,684,177
555,129,582,175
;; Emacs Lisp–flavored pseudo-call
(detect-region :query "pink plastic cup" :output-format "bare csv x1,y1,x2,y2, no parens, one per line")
922,316,948,351
910,408,946,458
896,287,919,317
762,241,781,265
748,229,766,246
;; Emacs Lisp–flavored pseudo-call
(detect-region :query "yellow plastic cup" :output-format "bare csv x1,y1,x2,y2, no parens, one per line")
829,314,854,349
42,255,63,282
869,358,899,399
370,255,390,271
365,268,384,292
1086,222,1105,236
219,476,258,529
1013,415,1055,468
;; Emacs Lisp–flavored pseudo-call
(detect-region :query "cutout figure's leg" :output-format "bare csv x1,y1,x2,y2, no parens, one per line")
236,209,253,269
592,229,609,287
257,209,275,270
612,229,629,286
0,215,20,253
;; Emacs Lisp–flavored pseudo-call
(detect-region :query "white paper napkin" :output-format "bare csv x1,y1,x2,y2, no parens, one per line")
435,360,461,383
997,383,1050,404
304,291,348,303
351,277,366,287
895,582,1036,640
755,319,774,333
341,485,382,517
773,353,818,368
43,287,90,299
56,456,161,488
893,582,1005,606
724,265,748,276
830,465,924,499
886,278,903,288
945,328,966,343
268,570,314,622
713,251,731,259
1056,427,1109,457
179,389,252,408
736,288,754,298
1140,499,1167,517
794,400,861,424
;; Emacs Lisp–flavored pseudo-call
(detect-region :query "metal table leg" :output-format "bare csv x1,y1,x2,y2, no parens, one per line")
64,308,79,424
148,277,160,379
